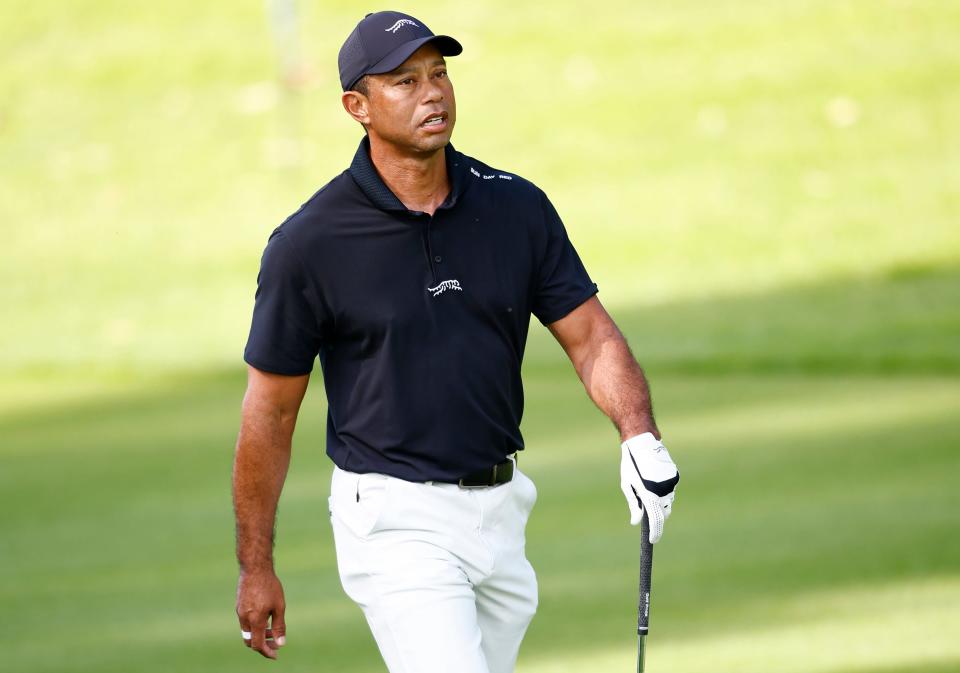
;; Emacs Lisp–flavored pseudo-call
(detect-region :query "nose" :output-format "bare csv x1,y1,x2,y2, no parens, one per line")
422,77,444,104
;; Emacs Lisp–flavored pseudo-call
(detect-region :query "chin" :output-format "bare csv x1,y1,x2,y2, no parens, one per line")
373,126,453,155
424,133,452,150
408,131,451,155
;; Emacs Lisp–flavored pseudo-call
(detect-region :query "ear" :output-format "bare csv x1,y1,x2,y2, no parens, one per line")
341,91,370,126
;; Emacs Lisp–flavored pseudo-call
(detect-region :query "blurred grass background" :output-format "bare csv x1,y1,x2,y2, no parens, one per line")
1,1,958,672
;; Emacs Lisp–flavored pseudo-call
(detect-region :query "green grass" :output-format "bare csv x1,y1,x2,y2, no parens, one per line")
2,0,958,369
1,0,959,671
2,370,958,672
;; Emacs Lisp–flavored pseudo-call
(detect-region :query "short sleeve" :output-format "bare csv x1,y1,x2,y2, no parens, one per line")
243,228,327,375
531,192,599,325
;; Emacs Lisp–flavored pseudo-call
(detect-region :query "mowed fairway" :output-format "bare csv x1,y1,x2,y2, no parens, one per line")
2,372,959,673
2,1,959,672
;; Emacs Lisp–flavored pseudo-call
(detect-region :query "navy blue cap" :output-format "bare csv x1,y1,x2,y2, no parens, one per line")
338,11,463,91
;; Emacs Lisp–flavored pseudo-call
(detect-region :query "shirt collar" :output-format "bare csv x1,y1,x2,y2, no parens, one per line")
348,135,470,214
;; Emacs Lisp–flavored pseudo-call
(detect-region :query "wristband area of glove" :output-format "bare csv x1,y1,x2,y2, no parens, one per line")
621,432,663,454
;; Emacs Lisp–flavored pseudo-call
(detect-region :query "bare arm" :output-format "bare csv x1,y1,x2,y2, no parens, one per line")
547,296,660,441
233,365,310,659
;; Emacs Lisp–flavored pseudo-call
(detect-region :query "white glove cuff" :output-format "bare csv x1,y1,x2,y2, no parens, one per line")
621,432,662,454
622,432,678,486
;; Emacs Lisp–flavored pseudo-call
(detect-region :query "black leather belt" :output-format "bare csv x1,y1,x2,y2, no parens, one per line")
458,457,514,487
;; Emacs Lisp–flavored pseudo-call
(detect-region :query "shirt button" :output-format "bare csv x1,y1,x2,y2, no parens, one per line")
434,255,442,263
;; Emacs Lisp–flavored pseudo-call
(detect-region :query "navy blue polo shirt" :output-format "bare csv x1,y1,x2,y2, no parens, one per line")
244,137,599,482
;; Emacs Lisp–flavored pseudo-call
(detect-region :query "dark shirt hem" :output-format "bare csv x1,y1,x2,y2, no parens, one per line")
243,353,315,377
535,284,600,326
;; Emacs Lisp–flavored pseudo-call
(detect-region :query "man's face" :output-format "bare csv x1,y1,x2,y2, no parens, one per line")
362,43,456,155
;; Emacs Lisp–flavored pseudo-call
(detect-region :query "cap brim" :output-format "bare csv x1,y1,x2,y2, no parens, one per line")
365,35,463,78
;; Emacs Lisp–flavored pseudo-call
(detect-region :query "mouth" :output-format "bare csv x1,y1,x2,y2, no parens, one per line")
419,111,449,130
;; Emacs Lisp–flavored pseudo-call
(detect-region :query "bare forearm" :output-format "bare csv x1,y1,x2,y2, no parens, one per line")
232,394,296,573
572,326,660,442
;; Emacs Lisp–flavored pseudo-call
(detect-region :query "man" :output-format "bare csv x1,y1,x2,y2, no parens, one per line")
233,10,679,672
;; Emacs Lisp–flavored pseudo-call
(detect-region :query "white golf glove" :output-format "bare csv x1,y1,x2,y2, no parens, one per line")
620,432,679,544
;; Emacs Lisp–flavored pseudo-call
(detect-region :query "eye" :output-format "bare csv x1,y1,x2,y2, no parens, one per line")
397,77,414,86
435,70,448,79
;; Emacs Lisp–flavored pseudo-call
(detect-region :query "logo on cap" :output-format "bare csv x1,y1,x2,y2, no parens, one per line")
385,19,419,33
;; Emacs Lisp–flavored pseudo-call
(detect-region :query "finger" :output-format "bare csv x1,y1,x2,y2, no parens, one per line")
238,617,252,648
649,507,664,544
639,492,665,544
271,604,287,647
627,485,644,526
623,483,642,525
249,614,277,660
662,492,675,520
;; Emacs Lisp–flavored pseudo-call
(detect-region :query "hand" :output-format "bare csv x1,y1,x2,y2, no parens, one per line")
620,432,679,544
236,569,287,659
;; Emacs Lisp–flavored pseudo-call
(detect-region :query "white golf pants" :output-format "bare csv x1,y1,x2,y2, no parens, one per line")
328,462,539,673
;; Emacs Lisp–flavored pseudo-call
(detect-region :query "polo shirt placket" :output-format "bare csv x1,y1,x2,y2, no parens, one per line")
244,137,599,482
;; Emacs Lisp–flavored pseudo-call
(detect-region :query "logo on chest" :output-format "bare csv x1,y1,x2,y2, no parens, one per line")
427,279,463,297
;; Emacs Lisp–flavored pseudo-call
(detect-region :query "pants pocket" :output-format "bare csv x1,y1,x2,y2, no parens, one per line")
515,468,538,514
330,469,393,538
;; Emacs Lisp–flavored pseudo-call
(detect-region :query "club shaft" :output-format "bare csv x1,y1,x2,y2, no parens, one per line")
637,515,653,672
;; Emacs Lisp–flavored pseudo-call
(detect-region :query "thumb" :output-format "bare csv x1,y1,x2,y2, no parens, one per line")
272,605,287,647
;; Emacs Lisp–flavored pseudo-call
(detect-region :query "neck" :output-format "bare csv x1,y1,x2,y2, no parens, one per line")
368,136,450,216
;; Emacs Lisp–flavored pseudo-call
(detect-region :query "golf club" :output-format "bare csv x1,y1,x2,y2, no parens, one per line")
637,510,653,672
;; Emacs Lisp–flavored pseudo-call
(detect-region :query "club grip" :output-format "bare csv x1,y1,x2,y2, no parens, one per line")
638,514,654,635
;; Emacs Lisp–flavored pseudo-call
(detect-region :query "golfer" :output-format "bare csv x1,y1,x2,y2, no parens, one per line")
233,11,679,673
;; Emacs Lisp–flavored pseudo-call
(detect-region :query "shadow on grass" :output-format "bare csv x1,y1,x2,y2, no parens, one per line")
2,265,959,673
528,261,960,376
825,663,960,673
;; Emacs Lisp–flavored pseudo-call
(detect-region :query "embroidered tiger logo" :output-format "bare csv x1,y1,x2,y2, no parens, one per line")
427,279,463,297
